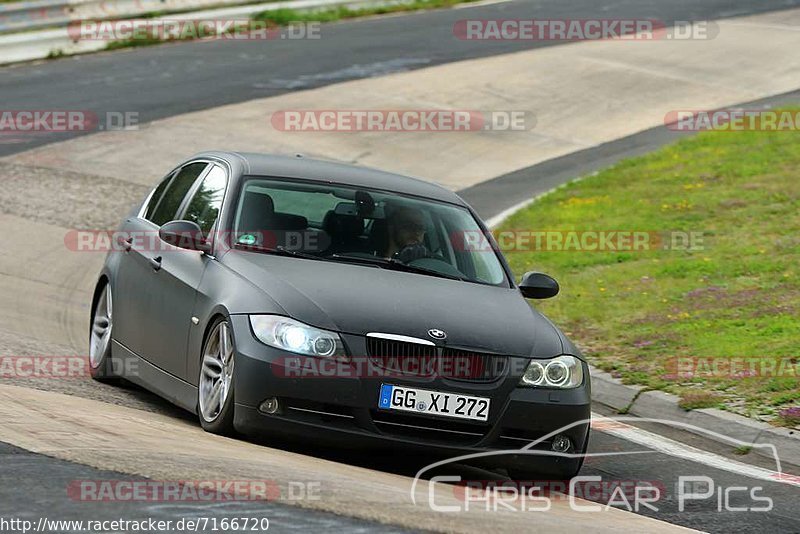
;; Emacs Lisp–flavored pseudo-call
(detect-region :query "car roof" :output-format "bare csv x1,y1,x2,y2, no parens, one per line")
191,151,466,206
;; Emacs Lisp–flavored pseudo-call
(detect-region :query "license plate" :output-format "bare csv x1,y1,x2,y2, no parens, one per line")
378,384,490,422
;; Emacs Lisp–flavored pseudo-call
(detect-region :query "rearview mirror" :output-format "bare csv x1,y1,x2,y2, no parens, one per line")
519,271,559,299
159,220,211,253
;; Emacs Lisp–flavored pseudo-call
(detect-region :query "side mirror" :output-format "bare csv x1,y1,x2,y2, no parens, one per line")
519,271,559,299
159,220,211,253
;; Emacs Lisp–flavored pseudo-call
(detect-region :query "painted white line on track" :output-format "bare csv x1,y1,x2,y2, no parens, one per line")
484,197,538,229
484,174,592,229
591,413,800,488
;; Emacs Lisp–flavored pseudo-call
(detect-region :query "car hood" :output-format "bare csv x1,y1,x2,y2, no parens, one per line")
222,251,565,358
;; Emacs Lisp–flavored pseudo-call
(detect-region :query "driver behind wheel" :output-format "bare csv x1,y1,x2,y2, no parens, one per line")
384,204,429,262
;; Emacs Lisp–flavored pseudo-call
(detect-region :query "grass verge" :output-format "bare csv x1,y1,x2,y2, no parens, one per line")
104,0,480,51
252,0,482,24
497,113,799,426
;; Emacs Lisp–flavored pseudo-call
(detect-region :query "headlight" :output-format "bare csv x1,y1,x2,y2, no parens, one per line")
520,355,583,388
249,315,346,359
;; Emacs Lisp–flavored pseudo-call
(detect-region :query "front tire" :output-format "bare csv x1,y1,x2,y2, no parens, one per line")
198,318,236,435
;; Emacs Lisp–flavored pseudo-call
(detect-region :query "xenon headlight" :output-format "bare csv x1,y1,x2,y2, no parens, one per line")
520,355,583,389
250,315,346,359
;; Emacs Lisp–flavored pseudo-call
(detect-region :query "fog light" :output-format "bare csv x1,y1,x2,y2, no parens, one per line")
259,397,281,415
552,434,572,453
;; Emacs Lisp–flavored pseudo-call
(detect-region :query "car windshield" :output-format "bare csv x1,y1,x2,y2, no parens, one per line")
232,177,508,286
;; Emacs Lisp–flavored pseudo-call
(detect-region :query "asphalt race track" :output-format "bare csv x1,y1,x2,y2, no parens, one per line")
0,442,410,533
2,0,800,157
1,0,799,532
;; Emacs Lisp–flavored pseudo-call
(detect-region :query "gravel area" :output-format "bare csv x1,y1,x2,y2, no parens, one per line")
0,163,148,230
0,162,173,414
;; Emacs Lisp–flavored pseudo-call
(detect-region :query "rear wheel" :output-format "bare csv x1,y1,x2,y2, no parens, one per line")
89,282,116,382
198,318,236,435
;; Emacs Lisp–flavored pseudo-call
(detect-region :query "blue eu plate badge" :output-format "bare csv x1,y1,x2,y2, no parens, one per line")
379,384,393,409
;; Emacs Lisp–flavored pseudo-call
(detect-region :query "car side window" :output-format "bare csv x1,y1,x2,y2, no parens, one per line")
182,165,227,234
149,162,209,226
143,171,175,221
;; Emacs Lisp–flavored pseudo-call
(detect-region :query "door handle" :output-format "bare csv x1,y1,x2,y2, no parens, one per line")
120,237,133,252
149,256,162,271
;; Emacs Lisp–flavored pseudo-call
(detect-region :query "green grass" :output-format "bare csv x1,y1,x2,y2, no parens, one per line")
498,113,800,425
106,37,163,51
252,0,482,25
777,407,800,428
106,34,179,51
104,22,218,51
103,0,480,52
678,390,723,411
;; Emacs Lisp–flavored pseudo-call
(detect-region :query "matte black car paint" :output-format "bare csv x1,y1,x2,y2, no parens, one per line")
95,151,591,475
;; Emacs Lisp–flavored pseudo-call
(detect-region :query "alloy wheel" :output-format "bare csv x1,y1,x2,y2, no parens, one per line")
199,321,235,422
89,284,113,369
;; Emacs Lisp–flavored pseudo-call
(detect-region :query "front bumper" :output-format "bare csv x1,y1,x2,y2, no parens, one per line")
230,315,591,463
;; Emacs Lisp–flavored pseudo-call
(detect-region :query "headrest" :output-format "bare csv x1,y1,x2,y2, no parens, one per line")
323,211,364,238
238,193,275,237
271,213,308,231
241,192,274,217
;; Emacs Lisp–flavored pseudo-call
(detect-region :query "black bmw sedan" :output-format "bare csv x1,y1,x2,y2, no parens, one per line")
89,151,591,479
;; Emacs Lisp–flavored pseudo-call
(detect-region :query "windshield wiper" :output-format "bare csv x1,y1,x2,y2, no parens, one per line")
327,254,468,282
387,260,469,282
326,254,389,267
235,243,329,262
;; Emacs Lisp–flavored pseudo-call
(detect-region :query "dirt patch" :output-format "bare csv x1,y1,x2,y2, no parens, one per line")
0,163,148,230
